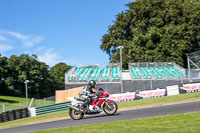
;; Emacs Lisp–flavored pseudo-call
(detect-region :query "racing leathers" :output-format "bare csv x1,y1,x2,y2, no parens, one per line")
79,84,96,109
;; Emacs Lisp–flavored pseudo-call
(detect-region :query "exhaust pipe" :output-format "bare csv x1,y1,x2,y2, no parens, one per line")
68,105,83,112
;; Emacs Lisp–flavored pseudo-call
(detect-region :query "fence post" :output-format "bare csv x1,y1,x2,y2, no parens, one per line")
3,104,5,112
180,76,183,83
19,103,22,109
28,98,35,108
44,98,46,105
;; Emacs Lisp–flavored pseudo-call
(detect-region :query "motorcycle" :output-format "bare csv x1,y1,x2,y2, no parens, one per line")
67,88,118,120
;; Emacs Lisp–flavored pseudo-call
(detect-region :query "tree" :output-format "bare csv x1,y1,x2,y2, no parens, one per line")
0,56,9,94
4,54,53,98
49,63,71,90
100,0,200,68
0,54,71,98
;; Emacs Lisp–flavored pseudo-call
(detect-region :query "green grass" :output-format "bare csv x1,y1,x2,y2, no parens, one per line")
0,92,200,130
117,92,200,110
27,111,200,133
0,95,55,112
0,95,29,106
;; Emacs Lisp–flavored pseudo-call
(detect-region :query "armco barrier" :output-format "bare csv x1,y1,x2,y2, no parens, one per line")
35,101,71,116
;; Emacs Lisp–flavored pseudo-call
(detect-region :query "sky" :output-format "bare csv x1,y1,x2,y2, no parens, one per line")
0,0,133,68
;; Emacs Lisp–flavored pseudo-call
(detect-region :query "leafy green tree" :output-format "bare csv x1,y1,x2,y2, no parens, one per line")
49,63,71,90
0,56,9,94
100,0,200,68
4,54,53,98
0,54,71,98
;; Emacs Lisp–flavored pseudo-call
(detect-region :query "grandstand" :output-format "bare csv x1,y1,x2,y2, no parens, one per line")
65,62,199,94
129,62,185,80
66,63,121,83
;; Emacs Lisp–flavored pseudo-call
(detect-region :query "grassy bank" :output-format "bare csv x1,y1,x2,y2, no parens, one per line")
0,92,200,129
0,95,55,112
27,111,200,133
117,92,200,111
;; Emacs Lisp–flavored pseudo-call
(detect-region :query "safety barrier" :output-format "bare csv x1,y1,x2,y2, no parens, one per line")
29,101,71,116
110,82,200,102
0,108,29,123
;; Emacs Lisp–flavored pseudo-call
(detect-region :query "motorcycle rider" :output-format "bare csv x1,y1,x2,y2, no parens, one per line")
79,80,101,111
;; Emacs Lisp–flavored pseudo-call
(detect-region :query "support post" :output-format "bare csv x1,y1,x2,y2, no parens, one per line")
186,55,191,82
28,98,35,108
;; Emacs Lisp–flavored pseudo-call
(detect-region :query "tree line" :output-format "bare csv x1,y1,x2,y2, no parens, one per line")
0,54,71,98
100,0,200,69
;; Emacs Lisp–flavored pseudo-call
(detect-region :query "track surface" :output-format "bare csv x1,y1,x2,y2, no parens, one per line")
1,101,200,133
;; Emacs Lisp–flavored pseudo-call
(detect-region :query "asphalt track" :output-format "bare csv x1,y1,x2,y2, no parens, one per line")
1,101,200,133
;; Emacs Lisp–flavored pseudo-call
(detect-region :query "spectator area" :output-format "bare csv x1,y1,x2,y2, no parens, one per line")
66,64,121,82
130,66,185,80
66,62,185,83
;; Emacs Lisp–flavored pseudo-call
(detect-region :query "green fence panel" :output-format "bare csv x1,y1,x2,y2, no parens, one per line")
35,101,71,116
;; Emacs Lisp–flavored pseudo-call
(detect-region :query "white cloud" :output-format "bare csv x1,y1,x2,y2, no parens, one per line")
35,46,45,52
0,44,13,52
4,31,28,40
0,30,43,47
38,49,69,67
0,35,7,41
25,36,43,47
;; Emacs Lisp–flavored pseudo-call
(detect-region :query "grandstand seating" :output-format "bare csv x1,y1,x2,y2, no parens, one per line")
78,68,92,81
130,67,142,79
89,68,101,80
68,68,83,81
167,67,185,78
149,67,163,79
158,67,174,78
112,67,120,80
140,67,152,79
66,63,185,82
129,66,184,79
100,68,110,81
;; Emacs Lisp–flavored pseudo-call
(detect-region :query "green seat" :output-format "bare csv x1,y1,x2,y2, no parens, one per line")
140,67,152,79
90,68,101,80
158,67,174,78
100,68,110,81
68,68,83,81
112,67,120,80
78,68,92,81
130,67,142,79
149,67,163,79
168,67,185,78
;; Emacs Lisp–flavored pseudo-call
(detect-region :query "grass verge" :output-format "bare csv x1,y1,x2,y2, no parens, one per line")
27,111,200,133
0,92,200,129
0,95,55,112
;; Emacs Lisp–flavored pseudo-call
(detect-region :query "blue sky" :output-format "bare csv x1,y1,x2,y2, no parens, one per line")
0,0,133,67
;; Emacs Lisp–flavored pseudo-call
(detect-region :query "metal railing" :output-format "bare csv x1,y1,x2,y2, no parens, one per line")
35,101,70,115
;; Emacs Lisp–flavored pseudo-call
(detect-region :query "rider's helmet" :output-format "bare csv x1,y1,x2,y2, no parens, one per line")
89,80,96,88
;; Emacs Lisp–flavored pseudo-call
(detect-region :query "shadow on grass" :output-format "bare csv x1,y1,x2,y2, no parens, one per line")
0,98,18,103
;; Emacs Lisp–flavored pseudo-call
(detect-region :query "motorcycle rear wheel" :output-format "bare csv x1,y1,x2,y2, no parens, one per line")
69,108,84,120
103,101,118,115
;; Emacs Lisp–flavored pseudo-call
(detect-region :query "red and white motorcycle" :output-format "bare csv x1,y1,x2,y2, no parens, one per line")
67,88,118,120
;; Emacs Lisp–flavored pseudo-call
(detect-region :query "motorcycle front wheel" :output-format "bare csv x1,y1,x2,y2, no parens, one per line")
69,108,84,120
103,101,118,115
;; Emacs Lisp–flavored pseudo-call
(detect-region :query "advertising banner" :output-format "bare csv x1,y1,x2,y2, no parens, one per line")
136,89,166,99
110,92,136,102
180,83,200,93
